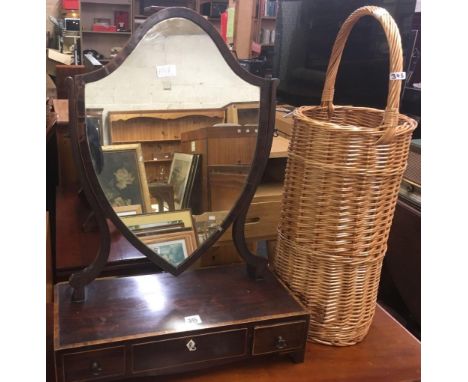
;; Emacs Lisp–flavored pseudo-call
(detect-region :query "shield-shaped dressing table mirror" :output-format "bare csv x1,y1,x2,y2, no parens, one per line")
54,8,309,381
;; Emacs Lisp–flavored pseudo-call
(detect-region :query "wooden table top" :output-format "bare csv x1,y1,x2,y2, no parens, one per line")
54,189,420,379
129,305,420,382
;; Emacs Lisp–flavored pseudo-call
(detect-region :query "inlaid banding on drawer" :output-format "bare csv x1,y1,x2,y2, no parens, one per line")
253,320,308,355
131,328,247,373
62,346,125,382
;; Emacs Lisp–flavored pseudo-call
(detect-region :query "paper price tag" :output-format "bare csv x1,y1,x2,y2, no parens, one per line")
184,315,202,325
389,72,406,80
157,64,176,78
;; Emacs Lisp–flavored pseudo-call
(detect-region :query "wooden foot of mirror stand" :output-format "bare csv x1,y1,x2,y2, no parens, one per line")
246,262,267,281
70,285,85,303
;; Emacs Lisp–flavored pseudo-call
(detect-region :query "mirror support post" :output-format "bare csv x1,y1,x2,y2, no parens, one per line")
67,77,112,302
232,79,279,280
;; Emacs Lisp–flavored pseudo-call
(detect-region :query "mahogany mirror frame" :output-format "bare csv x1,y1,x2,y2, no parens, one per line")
67,7,278,301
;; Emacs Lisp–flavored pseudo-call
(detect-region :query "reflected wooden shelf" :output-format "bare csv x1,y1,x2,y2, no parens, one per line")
112,138,181,144
82,30,132,35
144,159,172,163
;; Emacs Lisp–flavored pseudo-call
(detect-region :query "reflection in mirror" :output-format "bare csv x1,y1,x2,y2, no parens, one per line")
85,17,260,268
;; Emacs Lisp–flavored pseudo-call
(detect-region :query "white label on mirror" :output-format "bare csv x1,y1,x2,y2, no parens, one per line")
157,64,177,78
191,141,196,152
185,315,202,325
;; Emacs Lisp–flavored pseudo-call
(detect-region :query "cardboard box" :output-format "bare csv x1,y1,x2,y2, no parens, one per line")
63,0,79,10
47,49,73,76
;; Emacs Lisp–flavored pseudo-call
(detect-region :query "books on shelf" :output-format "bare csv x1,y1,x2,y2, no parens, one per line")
266,0,277,17
259,0,277,18
260,28,275,45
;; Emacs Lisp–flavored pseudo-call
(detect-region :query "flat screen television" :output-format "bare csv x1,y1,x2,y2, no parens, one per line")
273,0,417,109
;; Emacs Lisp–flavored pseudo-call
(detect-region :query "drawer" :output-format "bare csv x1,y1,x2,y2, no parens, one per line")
252,320,307,355
62,346,125,382
131,328,247,373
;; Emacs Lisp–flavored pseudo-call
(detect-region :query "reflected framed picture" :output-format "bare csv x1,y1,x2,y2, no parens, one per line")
114,204,142,217
141,229,198,267
86,108,104,145
121,209,194,237
99,144,152,213
168,153,200,210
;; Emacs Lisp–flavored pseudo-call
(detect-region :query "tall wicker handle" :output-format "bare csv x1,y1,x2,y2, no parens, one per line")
320,6,404,144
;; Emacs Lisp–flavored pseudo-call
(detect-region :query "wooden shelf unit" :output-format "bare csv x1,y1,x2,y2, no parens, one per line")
79,0,133,63
78,1,273,64
107,109,225,183
230,0,277,59
82,30,132,34
132,0,229,33
252,0,277,48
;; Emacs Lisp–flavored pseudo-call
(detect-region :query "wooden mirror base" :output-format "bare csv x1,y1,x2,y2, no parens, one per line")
54,264,309,381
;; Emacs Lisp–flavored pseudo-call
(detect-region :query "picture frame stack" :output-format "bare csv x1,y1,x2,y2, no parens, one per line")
168,153,201,210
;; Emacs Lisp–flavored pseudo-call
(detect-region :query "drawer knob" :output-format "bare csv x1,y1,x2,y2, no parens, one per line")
90,361,103,376
186,339,197,352
275,336,287,350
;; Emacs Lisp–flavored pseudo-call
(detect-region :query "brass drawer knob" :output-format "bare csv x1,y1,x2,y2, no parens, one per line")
90,361,103,376
275,336,287,350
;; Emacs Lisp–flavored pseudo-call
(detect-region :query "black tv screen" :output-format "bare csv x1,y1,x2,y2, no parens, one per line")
274,0,417,109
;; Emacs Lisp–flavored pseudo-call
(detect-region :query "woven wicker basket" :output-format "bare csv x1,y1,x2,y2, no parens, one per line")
272,6,418,346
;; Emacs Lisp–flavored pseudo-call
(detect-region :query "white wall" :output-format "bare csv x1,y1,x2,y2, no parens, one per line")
85,18,259,143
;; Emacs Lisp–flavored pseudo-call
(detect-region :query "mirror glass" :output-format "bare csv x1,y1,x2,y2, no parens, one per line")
85,17,260,268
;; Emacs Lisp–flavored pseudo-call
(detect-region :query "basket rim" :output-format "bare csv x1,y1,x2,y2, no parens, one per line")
293,105,417,137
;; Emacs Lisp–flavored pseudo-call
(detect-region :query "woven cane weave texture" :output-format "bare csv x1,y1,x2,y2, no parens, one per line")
272,6,417,346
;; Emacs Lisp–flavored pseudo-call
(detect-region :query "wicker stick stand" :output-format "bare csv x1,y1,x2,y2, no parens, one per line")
272,6,418,346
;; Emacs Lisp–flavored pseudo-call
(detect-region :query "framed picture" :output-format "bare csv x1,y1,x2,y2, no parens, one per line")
141,229,198,267
99,144,152,213
86,108,104,145
121,209,194,238
168,153,200,210
114,204,142,217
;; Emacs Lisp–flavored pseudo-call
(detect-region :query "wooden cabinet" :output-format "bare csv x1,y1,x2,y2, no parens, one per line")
79,0,133,63
54,265,309,381
180,125,258,212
